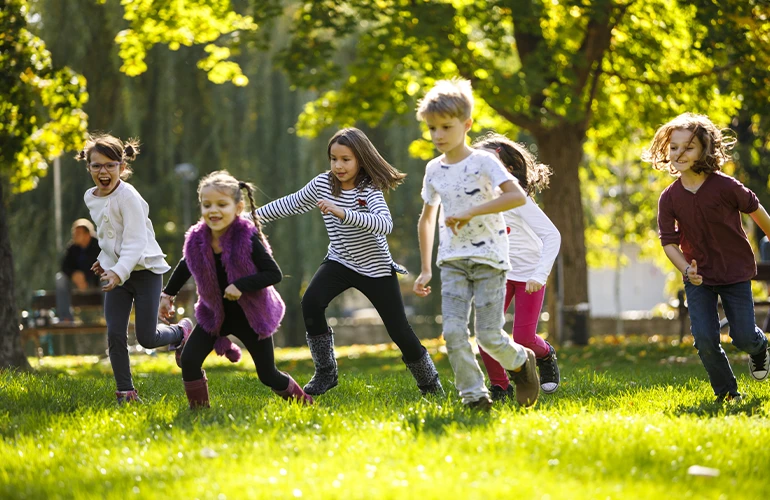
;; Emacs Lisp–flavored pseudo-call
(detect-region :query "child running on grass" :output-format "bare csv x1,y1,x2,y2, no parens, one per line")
256,128,443,397
160,171,313,408
413,79,540,409
78,133,190,404
644,112,770,402
472,133,562,398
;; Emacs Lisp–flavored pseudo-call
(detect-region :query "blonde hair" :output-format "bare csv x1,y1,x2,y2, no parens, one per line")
75,132,139,180
642,113,736,175
416,78,474,121
472,133,552,196
327,128,406,197
197,170,264,236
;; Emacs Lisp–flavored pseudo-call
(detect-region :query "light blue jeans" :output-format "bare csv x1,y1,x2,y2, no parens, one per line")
440,259,527,404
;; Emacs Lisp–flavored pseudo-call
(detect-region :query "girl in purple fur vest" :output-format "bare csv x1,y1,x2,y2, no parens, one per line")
160,170,313,408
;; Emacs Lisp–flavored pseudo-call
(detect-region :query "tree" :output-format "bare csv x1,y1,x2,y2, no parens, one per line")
0,0,88,369
276,0,749,341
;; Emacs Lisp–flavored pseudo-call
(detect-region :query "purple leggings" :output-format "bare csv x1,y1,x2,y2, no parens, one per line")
479,280,549,389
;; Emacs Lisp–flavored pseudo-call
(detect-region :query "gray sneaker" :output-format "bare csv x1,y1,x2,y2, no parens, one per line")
749,347,769,381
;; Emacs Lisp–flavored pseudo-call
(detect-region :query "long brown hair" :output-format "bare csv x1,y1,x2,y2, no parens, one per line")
642,113,736,175
472,133,552,196
74,132,139,180
327,128,406,197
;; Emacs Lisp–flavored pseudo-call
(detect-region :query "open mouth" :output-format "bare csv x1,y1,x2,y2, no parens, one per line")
98,177,111,187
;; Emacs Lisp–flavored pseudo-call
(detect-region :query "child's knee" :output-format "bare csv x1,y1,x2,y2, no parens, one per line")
476,330,511,353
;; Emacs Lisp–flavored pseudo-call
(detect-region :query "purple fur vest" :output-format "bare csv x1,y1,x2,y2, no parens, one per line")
183,216,285,339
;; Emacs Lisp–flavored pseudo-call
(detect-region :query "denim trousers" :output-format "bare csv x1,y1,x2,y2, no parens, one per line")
685,280,768,396
440,259,527,404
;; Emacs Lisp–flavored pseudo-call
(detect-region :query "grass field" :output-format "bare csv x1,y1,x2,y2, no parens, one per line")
2,336,769,499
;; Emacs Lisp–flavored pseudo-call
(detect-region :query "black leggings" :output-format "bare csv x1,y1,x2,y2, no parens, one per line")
301,260,424,362
180,321,289,391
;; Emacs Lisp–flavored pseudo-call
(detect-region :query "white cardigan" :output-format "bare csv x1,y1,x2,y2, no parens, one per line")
84,182,170,284
504,196,561,285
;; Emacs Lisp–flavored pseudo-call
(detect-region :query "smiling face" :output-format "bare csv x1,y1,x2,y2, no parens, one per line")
88,151,125,197
669,128,704,175
199,186,244,237
424,113,471,157
329,142,361,190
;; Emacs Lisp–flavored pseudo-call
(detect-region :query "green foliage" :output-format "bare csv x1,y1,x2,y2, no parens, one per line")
2,338,770,498
0,0,88,191
113,0,282,86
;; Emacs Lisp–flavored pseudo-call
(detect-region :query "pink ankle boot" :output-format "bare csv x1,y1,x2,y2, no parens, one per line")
183,371,210,409
273,374,314,405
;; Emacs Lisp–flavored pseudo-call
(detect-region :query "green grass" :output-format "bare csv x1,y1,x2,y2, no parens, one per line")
2,336,769,499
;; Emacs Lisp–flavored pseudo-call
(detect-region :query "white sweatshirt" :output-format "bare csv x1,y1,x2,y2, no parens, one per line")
84,181,170,285
504,196,561,285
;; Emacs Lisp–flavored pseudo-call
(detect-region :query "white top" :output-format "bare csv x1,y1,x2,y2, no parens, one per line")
421,150,516,270
84,182,170,285
256,173,404,278
503,196,561,284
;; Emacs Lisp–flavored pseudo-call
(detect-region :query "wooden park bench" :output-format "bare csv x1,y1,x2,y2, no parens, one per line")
20,285,196,359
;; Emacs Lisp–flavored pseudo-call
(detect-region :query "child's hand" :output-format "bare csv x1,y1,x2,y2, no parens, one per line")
317,200,345,219
224,284,242,301
525,279,543,294
686,260,703,286
100,270,120,292
91,260,104,276
413,272,432,297
158,294,175,324
445,211,473,234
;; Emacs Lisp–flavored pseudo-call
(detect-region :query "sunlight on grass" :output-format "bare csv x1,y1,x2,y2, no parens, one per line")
2,336,769,499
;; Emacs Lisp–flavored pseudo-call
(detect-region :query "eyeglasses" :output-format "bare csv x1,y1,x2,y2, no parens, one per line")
88,162,121,172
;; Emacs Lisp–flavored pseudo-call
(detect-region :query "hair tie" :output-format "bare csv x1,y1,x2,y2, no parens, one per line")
238,181,247,190
495,147,502,153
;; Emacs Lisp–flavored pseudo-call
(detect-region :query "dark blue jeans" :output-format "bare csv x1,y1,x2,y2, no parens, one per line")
685,280,768,396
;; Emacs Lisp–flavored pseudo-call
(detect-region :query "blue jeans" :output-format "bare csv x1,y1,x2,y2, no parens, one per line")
685,281,768,396
440,259,527,404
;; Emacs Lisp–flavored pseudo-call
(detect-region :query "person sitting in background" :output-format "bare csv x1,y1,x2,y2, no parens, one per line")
56,219,101,322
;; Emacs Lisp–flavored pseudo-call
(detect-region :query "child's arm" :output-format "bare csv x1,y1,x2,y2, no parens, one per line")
107,192,150,288
518,200,561,290
159,258,192,321
319,189,394,235
228,233,283,301
445,180,526,234
750,204,770,238
255,177,320,222
663,244,703,285
414,203,439,297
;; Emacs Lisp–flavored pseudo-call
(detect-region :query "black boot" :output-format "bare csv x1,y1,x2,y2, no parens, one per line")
303,332,339,395
404,349,444,395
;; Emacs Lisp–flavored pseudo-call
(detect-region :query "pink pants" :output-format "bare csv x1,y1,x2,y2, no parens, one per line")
479,280,550,389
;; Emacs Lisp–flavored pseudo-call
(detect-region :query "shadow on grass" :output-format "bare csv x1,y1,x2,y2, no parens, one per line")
671,394,768,417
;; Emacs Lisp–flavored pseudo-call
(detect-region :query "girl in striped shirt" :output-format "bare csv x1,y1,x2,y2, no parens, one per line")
256,128,443,396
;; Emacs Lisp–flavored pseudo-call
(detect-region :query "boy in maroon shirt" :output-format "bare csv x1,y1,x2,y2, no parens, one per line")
645,113,770,401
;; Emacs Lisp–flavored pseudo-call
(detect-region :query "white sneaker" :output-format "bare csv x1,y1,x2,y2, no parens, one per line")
749,347,769,381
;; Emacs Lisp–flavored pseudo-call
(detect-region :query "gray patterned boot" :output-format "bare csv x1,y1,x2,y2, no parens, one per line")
303,332,338,395
404,349,444,395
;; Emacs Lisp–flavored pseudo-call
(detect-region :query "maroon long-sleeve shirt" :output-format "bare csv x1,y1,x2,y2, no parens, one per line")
657,171,759,286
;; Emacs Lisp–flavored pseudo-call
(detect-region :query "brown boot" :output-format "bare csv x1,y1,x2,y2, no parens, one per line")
183,371,210,409
507,348,539,407
273,374,314,405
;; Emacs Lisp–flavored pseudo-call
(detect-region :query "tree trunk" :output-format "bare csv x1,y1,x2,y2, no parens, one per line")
535,123,590,344
0,180,32,370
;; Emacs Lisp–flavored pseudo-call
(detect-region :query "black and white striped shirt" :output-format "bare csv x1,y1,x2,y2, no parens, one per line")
256,173,405,278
